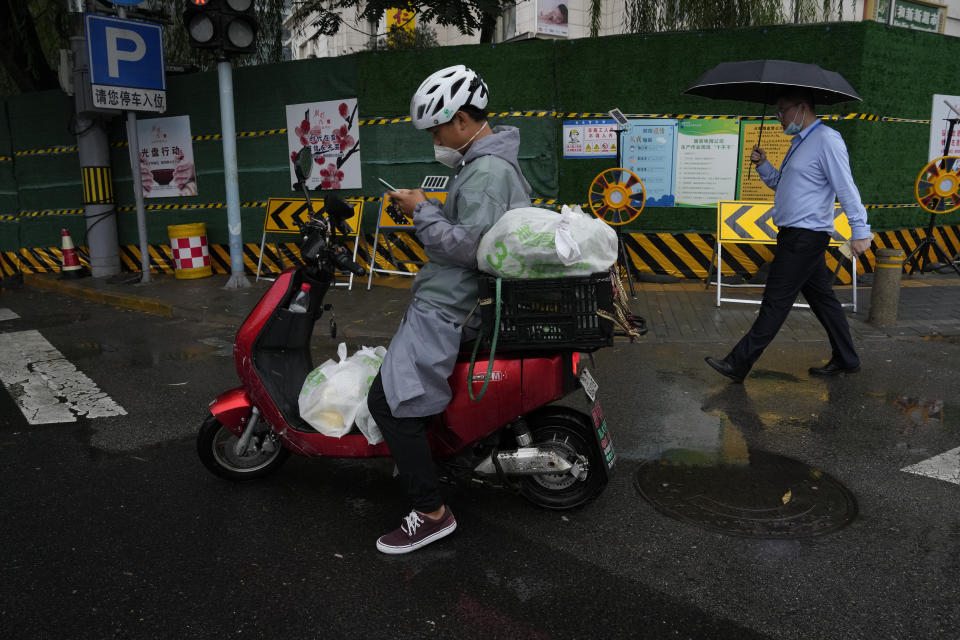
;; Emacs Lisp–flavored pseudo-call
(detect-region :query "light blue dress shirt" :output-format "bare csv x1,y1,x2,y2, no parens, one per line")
756,120,872,240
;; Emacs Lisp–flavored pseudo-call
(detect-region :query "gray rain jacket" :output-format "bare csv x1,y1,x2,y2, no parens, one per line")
380,125,532,417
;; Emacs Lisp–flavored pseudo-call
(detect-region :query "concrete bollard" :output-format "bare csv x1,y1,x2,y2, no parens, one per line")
868,248,904,327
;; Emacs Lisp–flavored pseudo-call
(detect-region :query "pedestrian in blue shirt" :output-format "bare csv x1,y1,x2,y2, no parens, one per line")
705,88,873,383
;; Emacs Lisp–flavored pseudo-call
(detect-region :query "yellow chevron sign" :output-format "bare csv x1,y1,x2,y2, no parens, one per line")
264,197,363,235
717,200,850,247
377,191,448,229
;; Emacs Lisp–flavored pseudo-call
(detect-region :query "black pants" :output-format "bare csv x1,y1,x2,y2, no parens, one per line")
726,227,859,374
366,372,443,513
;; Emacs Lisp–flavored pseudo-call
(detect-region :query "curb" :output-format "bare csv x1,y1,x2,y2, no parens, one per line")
24,274,174,318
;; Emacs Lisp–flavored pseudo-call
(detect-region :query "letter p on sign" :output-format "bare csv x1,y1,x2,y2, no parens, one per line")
105,27,146,78
85,14,165,92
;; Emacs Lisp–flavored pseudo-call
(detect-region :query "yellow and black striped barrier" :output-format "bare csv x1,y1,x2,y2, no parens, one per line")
81,166,115,205
17,208,85,217
6,224,959,286
14,145,78,157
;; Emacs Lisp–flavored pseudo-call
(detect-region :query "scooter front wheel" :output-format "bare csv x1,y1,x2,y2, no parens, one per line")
519,410,608,510
197,414,290,481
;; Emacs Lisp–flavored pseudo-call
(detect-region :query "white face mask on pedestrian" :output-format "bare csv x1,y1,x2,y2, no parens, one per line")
434,121,488,168
783,105,805,136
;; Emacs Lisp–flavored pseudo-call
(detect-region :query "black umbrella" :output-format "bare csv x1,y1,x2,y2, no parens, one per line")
683,59,861,148
684,59,861,105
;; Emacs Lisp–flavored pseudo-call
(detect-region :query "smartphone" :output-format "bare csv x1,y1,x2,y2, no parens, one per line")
378,177,399,192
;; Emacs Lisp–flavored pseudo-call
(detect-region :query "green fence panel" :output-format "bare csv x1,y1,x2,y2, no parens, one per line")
848,22,960,230
0,217,18,251
7,90,81,213
7,21,960,244
18,215,86,249
0,100,17,216
14,154,82,212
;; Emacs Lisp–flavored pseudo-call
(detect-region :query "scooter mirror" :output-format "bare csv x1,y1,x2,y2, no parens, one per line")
294,146,313,183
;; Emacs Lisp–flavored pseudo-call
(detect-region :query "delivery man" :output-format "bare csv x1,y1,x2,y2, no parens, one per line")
366,65,533,554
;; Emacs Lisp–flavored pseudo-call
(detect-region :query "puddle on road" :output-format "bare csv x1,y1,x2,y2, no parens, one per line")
125,338,234,368
892,395,944,422
627,381,859,538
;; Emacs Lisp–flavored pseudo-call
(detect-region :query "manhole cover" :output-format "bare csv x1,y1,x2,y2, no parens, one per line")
634,449,857,539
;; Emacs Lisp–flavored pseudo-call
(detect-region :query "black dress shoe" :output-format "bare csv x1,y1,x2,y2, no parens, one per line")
808,361,861,376
704,357,745,383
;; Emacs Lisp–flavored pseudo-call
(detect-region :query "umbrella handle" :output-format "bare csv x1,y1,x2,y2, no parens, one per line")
751,103,769,178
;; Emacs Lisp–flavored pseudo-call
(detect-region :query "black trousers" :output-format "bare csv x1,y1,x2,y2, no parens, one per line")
726,226,859,374
366,372,443,513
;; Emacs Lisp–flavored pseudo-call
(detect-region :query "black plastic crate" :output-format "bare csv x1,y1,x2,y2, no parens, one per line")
478,273,614,352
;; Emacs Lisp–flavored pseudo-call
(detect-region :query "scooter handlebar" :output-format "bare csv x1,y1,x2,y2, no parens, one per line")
333,248,366,276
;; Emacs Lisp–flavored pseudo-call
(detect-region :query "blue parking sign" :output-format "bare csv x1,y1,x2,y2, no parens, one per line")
86,14,166,112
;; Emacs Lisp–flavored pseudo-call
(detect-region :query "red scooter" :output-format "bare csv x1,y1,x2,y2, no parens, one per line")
197,149,629,509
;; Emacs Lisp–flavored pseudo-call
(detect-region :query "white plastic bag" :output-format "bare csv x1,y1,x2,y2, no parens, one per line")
477,205,618,278
298,343,386,443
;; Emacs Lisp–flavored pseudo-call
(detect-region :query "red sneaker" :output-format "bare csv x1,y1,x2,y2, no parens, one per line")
376,507,457,554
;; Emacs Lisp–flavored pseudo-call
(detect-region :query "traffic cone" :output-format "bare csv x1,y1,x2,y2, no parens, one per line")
59,228,86,279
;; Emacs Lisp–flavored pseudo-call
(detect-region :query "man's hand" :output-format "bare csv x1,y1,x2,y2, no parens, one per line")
850,237,872,258
750,145,767,166
388,188,427,217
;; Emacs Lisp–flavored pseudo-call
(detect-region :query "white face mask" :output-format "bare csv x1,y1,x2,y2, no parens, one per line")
784,106,804,136
434,121,488,168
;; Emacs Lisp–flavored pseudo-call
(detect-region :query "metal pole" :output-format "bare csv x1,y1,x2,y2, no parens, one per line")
71,19,120,278
887,0,896,25
124,112,151,282
117,6,151,283
218,59,250,289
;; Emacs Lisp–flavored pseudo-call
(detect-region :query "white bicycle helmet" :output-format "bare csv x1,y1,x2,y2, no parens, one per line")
409,64,489,129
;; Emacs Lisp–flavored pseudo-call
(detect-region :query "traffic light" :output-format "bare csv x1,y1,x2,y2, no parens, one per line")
183,0,219,50
220,0,258,56
183,0,258,57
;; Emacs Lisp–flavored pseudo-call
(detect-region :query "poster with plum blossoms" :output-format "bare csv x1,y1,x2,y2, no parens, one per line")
285,99,361,191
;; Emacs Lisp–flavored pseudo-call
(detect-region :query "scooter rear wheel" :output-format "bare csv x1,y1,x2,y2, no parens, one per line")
197,414,290,481
519,410,607,510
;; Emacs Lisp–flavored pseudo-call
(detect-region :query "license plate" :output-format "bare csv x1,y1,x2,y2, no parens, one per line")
579,368,598,402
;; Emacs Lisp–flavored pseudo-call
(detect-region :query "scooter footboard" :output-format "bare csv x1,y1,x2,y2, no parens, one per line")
208,387,252,436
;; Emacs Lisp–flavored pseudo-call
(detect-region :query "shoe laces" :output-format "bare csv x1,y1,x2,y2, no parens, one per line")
401,511,424,537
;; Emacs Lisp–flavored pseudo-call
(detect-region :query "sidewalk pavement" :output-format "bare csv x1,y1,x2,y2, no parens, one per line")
14,268,960,346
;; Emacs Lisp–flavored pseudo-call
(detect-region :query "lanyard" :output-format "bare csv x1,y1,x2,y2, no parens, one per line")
776,120,822,184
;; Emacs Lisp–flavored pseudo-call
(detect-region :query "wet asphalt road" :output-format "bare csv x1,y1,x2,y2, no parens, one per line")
1,287,958,639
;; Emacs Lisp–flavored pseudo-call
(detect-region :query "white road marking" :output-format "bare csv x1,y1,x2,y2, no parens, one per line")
0,308,19,321
901,447,960,486
0,329,126,425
